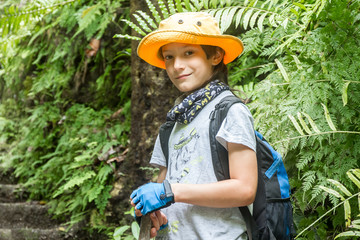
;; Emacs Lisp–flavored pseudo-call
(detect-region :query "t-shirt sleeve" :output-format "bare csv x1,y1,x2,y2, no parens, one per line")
216,103,256,152
149,134,167,168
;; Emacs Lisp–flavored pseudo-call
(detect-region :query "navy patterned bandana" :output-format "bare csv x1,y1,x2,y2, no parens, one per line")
167,80,230,124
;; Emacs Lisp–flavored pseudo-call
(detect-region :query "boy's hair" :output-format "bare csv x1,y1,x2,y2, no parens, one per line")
200,45,228,85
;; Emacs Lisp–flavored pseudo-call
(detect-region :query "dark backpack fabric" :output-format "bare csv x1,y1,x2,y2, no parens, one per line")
159,95,295,240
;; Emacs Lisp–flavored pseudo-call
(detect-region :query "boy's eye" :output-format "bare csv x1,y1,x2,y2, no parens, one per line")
185,51,194,56
164,55,173,60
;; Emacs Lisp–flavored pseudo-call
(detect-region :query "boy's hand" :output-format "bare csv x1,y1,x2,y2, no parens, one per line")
130,180,174,215
150,211,168,238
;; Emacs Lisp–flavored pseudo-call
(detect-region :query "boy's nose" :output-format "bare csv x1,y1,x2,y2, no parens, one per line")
173,57,185,70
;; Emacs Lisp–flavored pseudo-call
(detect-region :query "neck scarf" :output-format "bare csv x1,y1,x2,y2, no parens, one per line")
167,80,229,124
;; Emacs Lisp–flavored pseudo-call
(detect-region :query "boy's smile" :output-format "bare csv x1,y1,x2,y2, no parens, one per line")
162,43,222,93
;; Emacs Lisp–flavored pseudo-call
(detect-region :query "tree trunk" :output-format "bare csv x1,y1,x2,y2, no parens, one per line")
125,0,178,186
110,0,178,225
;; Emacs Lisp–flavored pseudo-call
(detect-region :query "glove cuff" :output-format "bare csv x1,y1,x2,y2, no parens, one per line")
161,180,175,204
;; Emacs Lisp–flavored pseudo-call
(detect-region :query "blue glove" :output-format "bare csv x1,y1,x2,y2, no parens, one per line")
131,180,174,215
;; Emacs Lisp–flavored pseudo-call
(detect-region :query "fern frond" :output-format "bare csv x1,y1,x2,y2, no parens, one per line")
242,8,254,30
113,34,141,41
190,0,203,11
301,112,321,134
321,103,337,131
135,10,157,29
297,112,312,135
347,169,360,189
328,179,352,197
120,19,146,36
167,0,177,15
342,81,350,106
0,0,76,38
275,59,290,82
174,0,184,12
145,0,161,23
220,7,235,33
133,13,152,33
249,9,261,29
158,0,169,19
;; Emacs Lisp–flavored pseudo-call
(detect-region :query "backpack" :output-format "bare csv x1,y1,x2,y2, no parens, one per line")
159,95,296,240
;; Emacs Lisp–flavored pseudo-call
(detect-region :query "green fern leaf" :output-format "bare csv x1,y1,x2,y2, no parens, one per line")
288,114,305,135
191,0,202,11
113,34,141,41
292,55,302,69
120,19,146,36
220,7,234,33
342,81,350,106
235,8,245,28
175,0,183,12
167,0,177,15
335,231,360,239
258,11,267,32
344,199,351,227
63,171,96,191
301,112,321,133
321,103,337,131
328,179,352,197
250,9,261,29
158,0,169,19
145,0,161,23
214,8,226,32
275,59,290,82
281,18,289,30
88,184,104,202
136,10,157,29
184,0,191,10
133,13,152,33
243,8,254,30
347,170,360,189
293,2,307,11
203,0,210,9
319,186,344,200
268,13,278,27
297,112,312,135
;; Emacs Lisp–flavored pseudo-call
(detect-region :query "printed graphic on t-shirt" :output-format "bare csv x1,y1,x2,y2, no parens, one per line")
168,127,201,183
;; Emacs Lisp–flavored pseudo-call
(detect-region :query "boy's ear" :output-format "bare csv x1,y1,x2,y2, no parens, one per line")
211,48,225,66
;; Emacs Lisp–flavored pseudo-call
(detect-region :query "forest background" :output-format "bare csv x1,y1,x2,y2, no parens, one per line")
0,0,359,239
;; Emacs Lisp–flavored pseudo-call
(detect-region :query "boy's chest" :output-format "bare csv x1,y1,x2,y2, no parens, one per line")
167,111,217,184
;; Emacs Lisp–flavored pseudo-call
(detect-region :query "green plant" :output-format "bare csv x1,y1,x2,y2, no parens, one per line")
296,169,360,239
117,0,360,238
0,0,133,236
112,208,139,240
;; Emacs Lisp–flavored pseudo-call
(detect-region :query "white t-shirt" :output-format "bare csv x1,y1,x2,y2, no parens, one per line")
150,90,256,240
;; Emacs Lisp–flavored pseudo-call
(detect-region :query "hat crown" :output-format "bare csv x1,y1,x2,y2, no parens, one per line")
159,12,221,35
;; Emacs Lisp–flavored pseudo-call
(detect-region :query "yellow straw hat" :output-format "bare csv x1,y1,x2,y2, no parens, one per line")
137,12,244,69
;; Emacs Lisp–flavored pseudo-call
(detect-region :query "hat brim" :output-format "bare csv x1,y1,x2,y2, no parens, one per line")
137,30,244,69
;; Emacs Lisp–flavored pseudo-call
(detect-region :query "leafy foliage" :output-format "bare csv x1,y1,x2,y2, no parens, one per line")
0,0,132,236
296,169,360,239
2,0,360,238
117,0,360,238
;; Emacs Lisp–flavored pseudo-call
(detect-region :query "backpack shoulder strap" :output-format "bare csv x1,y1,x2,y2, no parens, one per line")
159,121,176,167
209,95,243,181
209,95,259,240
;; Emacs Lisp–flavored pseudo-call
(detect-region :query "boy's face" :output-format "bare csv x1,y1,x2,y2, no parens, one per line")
162,43,222,93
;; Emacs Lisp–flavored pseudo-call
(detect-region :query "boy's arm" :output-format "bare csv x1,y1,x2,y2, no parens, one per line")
134,166,168,239
172,142,257,208
157,166,167,183
131,143,257,213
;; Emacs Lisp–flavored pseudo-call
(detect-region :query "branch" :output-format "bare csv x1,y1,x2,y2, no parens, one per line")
274,131,360,144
